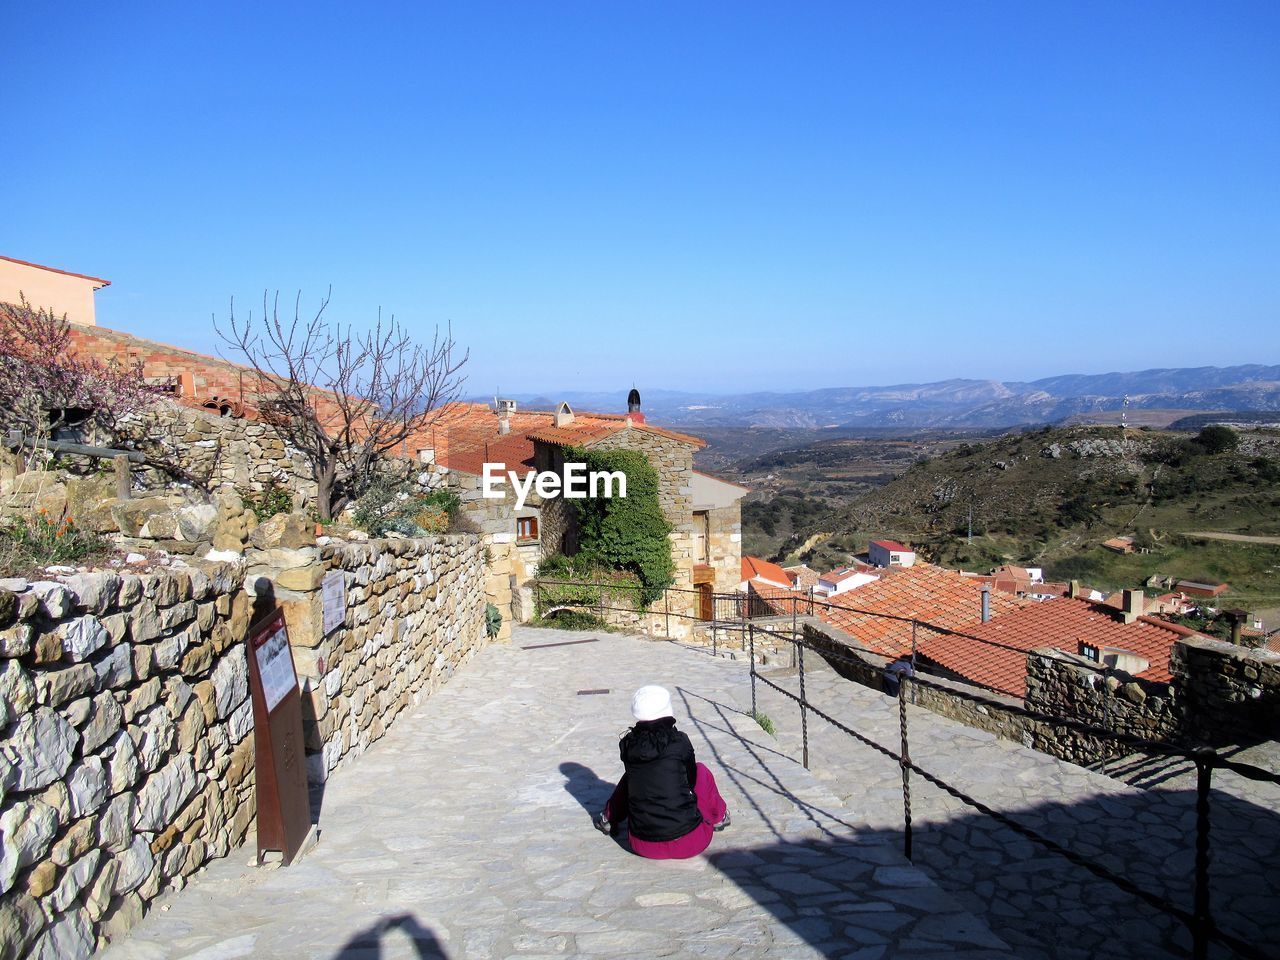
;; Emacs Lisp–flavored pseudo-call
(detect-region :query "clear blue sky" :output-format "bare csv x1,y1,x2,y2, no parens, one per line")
4,2,1278,395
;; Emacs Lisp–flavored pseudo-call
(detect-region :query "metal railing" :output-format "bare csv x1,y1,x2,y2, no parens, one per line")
531,577,1280,960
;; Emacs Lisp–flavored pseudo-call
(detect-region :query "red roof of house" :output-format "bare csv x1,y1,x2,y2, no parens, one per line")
741,556,793,589
816,563,1035,661
918,597,1201,697
870,539,912,553
1,254,111,286
415,400,705,475
784,564,821,591
821,567,873,585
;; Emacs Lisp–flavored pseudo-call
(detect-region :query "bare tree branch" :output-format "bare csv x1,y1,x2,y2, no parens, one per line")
215,290,468,520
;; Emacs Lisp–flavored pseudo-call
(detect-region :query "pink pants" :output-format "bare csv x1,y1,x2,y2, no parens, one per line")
604,762,728,860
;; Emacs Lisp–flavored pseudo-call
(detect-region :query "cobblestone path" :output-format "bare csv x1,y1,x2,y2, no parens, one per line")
101,627,1011,959
737,646,1280,960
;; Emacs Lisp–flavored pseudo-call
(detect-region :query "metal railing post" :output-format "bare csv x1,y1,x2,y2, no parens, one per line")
749,622,757,717
797,636,809,769
664,590,670,639
899,675,913,861
1192,751,1213,960
1101,665,1113,775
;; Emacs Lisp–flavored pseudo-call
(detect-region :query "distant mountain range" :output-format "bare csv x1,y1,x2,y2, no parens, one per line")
500,364,1280,429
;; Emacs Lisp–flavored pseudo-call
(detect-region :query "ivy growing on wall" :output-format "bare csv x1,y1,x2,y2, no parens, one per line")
564,445,674,607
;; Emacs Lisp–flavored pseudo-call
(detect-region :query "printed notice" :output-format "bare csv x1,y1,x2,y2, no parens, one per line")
321,571,346,635
254,621,297,713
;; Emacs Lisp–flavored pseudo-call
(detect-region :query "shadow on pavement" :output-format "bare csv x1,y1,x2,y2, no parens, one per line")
559,760,615,814
696,783,1278,959
329,913,448,959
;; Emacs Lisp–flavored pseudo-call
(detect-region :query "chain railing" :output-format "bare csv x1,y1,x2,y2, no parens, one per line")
531,577,1279,960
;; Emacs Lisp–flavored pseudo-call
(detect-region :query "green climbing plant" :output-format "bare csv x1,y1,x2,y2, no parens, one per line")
564,446,674,608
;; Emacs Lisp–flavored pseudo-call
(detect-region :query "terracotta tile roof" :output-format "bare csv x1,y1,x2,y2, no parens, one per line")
915,598,1200,697
821,567,871,585
783,564,821,591
816,563,1035,662
413,401,705,474
871,539,912,553
741,556,793,589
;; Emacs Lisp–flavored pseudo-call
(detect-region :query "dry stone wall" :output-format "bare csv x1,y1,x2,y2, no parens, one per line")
0,534,489,958
256,535,489,783
0,562,256,959
119,402,316,506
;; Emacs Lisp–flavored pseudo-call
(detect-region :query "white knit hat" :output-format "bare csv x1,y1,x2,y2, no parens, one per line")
631,685,673,722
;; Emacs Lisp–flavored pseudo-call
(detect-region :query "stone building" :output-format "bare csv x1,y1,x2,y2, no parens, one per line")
415,393,746,632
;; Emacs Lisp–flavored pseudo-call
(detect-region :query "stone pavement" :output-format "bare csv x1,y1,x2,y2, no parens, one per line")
734,646,1280,960
101,627,1012,959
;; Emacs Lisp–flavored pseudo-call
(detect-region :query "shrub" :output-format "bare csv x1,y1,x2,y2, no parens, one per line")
531,609,613,631
564,446,674,607
352,474,462,536
0,510,108,575
1191,425,1239,456
247,482,295,523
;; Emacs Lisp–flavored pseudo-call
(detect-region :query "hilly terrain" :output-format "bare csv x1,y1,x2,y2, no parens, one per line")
510,363,1280,430
740,424,1280,614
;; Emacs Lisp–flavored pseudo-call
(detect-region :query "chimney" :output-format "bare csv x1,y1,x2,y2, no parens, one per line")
553,401,575,428
1226,609,1248,645
1120,589,1144,624
1068,580,1080,599
627,387,645,424
981,583,991,623
493,397,517,435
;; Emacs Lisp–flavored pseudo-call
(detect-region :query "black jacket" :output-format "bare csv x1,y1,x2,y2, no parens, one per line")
619,717,702,842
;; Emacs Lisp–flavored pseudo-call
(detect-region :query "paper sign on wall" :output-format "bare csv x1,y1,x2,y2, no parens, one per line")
254,619,297,713
321,571,346,635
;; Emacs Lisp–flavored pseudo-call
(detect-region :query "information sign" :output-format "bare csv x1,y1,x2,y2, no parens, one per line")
246,608,312,866
321,570,346,635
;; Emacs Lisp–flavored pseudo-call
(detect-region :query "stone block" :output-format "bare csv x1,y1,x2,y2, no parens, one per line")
133,753,196,831
0,798,59,895
35,662,96,708
93,642,134,689
1,707,78,792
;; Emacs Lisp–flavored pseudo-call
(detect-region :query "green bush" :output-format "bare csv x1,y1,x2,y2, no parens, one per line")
1191,425,1239,456
564,446,674,607
531,609,613,631
484,602,502,638
247,482,294,522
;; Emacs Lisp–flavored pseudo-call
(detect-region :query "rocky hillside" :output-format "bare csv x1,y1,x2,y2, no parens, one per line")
758,425,1280,603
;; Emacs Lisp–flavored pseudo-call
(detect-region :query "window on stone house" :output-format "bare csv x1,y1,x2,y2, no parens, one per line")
693,510,709,564
517,516,539,543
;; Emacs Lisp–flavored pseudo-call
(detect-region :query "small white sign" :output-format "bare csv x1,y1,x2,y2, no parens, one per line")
255,621,297,713
321,571,346,635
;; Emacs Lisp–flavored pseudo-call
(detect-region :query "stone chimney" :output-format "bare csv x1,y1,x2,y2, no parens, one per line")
553,401,575,428
1120,589,1144,624
494,397,516,435
980,583,991,623
1068,580,1081,599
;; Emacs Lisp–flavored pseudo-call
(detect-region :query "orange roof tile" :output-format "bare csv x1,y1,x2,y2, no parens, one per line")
816,563,1034,663
871,539,912,553
741,556,793,589
914,597,1199,697
412,401,705,474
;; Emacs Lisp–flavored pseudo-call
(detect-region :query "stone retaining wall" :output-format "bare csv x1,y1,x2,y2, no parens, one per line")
0,562,257,958
0,534,490,958
1024,649,1182,763
265,535,488,783
1171,636,1280,744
